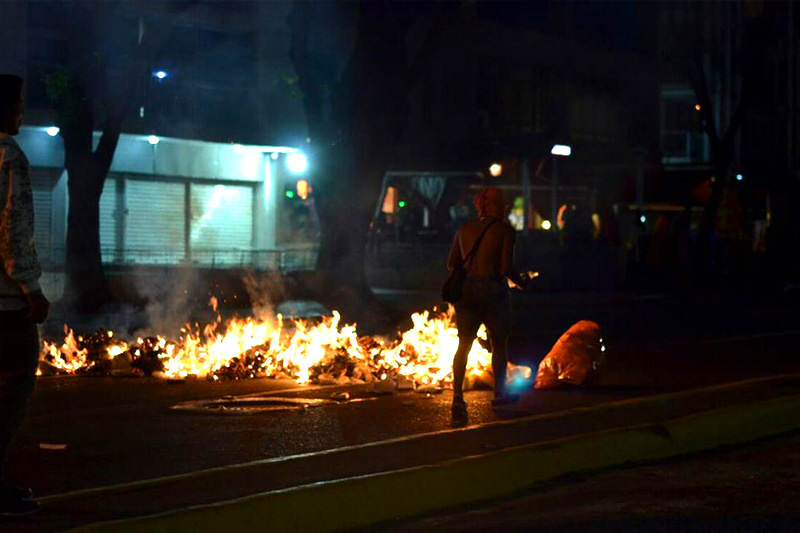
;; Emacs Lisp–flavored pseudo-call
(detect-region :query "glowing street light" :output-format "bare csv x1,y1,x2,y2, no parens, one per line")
287,152,308,174
541,219,552,230
147,135,160,145
45,126,60,137
736,173,743,181
695,104,702,111
550,144,571,225
153,70,168,80
489,163,502,177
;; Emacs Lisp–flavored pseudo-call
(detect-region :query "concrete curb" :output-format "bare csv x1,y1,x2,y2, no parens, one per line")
74,393,800,533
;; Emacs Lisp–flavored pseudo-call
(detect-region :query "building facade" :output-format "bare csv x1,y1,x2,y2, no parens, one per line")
17,126,316,273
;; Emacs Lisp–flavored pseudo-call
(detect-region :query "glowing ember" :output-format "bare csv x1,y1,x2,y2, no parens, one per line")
40,305,532,389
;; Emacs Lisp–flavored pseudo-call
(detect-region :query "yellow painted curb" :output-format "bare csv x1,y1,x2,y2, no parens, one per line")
74,393,800,533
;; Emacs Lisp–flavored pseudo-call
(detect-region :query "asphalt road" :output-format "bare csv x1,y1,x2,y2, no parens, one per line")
7,376,645,498
6,325,800,499
373,431,800,532
1,291,796,531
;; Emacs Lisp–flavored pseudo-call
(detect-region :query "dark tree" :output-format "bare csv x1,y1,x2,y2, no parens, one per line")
45,2,163,311
288,1,457,320
661,2,768,280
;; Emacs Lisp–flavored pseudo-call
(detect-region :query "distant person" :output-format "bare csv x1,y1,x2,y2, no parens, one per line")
447,187,528,412
448,195,471,231
0,74,49,516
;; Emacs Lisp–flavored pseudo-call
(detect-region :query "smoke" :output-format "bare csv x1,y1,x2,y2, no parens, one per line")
242,271,288,322
133,266,203,338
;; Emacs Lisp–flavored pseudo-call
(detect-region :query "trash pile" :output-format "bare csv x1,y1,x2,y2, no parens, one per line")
534,320,606,389
40,306,534,389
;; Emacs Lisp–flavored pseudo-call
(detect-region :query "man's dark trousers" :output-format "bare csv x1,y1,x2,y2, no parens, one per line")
0,310,39,483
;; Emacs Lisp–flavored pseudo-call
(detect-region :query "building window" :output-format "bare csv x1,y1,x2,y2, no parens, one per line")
660,87,709,164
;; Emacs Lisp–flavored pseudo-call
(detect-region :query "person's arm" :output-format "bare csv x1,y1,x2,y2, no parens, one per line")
447,231,462,271
0,147,47,321
501,227,528,289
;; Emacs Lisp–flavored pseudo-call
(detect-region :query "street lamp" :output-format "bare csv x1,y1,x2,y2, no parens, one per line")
153,70,168,80
550,144,572,157
147,135,160,145
287,152,308,174
550,144,572,226
45,126,59,137
489,163,502,177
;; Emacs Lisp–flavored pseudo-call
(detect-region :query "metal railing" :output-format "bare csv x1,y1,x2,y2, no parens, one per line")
661,131,708,164
44,246,319,273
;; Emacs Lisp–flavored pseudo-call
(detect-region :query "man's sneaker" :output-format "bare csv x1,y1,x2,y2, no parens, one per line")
0,484,34,501
0,493,40,516
10,486,33,501
451,396,467,413
491,393,520,407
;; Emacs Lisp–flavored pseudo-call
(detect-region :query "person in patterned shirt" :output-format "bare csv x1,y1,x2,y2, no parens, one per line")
0,74,48,516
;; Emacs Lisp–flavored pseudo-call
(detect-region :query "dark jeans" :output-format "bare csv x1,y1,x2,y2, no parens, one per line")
0,310,39,483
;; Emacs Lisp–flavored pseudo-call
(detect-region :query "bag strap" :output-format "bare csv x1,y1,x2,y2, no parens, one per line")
459,219,498,267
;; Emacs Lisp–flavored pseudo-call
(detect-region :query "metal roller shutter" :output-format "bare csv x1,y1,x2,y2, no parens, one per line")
190,184,253,266
125,180,186,264
99,178,117,263
32,188,52,264
30,168,59,266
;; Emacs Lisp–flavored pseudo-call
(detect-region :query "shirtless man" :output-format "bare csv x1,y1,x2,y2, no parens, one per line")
447,187,527,411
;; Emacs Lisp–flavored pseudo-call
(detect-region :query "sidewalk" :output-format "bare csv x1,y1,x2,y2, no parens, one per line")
5,374,800,532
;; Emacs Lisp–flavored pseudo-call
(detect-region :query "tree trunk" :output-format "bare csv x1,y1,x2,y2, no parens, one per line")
65,156,109,311
310,151,388,324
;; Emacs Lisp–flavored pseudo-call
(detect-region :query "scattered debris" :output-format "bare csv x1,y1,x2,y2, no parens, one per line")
416,385,443,394
371,381,395,395
39,443,67,450
39,307,509,392
396,376,415,391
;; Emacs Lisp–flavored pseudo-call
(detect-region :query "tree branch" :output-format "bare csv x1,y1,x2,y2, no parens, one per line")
288,1,325,134
407,2,461,89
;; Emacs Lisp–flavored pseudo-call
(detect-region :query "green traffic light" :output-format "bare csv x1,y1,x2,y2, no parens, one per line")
285,190,295,198
398,201,406,208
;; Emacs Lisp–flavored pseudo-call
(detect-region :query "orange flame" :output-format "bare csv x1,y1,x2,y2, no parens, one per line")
40,305,531,389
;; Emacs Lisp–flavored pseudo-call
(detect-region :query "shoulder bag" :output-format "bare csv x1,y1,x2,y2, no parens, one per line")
442,219,497,303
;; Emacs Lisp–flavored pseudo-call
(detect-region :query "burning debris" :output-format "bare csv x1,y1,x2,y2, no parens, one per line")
40,305,532,390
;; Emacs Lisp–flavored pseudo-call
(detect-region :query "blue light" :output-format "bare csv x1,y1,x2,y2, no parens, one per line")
736,173,743,181
153,70,168,80
507,374,531,392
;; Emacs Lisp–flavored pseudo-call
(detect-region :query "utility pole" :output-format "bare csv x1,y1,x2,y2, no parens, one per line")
551,157,559,226
522,158,531,235
788,0,794,180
